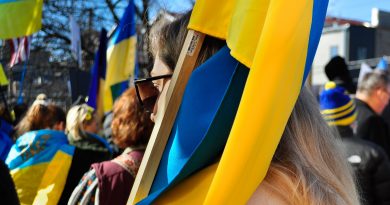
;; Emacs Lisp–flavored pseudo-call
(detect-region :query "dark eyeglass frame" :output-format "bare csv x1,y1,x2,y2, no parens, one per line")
134,74,173,107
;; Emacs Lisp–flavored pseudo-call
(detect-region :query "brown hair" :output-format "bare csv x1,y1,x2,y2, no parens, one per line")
16,103,65,137
46,104,66,129
149,11,225,72
111,87,154,148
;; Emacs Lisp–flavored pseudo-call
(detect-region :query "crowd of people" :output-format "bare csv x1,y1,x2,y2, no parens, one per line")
0,10,389,205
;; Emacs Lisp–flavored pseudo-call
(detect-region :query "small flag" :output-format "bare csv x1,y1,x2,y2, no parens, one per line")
376,57,388,71
104,0,137,112
87,29,108,118
8,36,31,67
0,63,9,86
69,16,82,68
358,62,372,84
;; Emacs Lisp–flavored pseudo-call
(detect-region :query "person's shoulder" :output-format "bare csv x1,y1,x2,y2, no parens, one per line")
92,160,126,178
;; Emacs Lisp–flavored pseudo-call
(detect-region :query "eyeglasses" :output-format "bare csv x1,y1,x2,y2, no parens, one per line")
134,74,173,112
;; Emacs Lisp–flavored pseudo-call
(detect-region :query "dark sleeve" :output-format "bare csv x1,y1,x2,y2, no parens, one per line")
0,160,19,205
58,148,111,205
372,149,390,205
358,116,390,156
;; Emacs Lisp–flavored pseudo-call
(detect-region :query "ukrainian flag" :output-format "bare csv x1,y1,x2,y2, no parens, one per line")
135,0,328,204
104,0,136,112
87,29,108,118
6,130,75,205
0,0,43,39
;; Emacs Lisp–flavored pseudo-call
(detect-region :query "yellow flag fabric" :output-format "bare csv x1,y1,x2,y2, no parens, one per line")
151,0,322,204
103,1,137,112
33,151,73,205
0,0,43,39
0,63,9,86
6,130,74,205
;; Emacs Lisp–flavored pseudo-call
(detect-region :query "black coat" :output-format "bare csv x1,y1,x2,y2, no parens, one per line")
337,126,390,205
57,133,112,205
355,99,390,157
0,160,19,205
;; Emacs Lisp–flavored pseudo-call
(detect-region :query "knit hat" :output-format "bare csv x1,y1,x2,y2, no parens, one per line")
319,82,356,126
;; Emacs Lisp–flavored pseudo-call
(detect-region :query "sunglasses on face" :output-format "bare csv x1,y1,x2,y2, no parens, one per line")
134,74,173,112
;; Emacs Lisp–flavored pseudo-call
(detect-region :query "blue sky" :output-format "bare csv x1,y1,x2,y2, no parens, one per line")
134,0,390,23
327,0,390,22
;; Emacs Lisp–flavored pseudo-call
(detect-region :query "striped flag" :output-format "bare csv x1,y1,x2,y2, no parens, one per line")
104,0,137,112
87,29,108,119
8,36,31,67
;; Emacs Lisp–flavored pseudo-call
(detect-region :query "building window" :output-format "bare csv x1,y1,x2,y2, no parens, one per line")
330,46,339,58
357,47,367,60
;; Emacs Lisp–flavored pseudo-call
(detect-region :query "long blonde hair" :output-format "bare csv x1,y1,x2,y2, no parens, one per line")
66,104,95,140
261,87,360,205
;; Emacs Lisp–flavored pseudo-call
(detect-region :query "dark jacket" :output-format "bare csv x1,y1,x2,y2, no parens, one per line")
0,160,19,205
355,99,390,156
58,133,112,205
337,126,390,205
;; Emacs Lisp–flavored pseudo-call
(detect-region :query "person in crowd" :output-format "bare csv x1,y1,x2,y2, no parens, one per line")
135,12,360,204
14,94,51,137
355,71,390,156
325,56,356,94
320,81,390,205
12,103,28,126
68,87,155,205
0,160,19,205
58,103,112,204
6,104,67,204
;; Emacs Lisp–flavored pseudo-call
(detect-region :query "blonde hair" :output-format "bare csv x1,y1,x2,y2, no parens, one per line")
261,87,360,205
16,103,65,137
66,104,95,140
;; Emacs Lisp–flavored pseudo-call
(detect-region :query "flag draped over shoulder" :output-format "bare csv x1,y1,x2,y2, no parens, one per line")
87,29,108,118
137,0,328,204
0,0,43,39
8,36,31,67
6,130,75,205
104,0,136,112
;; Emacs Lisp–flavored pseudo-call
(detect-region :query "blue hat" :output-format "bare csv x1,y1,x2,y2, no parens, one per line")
319,82,356,126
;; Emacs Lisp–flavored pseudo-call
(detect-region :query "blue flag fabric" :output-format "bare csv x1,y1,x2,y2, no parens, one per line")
6,130,75,204
377,57,388,71
0,119,13,161
138,46,249,204
87,28,108,110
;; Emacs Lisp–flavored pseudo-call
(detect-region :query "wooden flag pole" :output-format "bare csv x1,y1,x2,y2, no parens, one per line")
127,30,205,204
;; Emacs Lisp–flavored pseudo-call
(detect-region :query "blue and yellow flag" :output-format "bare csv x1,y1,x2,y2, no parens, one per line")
104,0,136,112
136,0,328,204
0,63,9,86
0,0,43,39
6,130,75,205
87,29,108,118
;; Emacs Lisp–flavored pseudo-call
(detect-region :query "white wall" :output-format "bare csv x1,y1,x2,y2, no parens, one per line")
312,28,348,85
